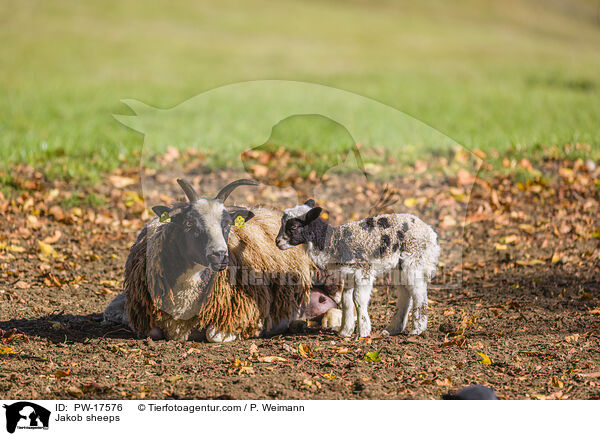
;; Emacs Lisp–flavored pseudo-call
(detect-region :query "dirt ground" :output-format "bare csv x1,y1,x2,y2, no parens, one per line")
1,155,599,400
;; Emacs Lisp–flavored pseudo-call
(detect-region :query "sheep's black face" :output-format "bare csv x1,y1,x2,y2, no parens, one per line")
153,200,254,271
276,201,322,250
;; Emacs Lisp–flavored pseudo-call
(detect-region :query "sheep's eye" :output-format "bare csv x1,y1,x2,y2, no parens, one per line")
185,220,193,228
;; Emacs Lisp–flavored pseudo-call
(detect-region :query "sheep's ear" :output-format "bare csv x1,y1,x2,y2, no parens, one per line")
152,206,172,223
228,206,255,224
304,207,322,224
304,199,315,207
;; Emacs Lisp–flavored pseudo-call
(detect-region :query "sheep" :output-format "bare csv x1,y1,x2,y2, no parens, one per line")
103,179,315,342
276,199,440,338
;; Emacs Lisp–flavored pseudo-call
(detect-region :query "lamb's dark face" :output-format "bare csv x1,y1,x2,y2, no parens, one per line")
276,201,322,250
154,200,254,271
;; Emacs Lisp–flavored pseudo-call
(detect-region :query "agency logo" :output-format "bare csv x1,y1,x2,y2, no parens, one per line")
2,402,50,434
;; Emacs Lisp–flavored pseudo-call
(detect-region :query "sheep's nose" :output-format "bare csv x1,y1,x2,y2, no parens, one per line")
207,250,228,269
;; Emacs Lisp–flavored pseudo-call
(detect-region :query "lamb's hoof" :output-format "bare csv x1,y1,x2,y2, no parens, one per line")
408,328,426,336
357,329,372,339
382,326,403,337
338,327,355,338
321,308,342,331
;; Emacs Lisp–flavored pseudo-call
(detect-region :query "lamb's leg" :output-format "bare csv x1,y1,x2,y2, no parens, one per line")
408,276,428,335
321,308,342,331
338,286,356,337
354,279,373,338
382,284,412,336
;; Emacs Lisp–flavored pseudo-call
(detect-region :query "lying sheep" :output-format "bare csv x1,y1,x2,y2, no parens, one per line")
276,200,440,338
104,179,317,341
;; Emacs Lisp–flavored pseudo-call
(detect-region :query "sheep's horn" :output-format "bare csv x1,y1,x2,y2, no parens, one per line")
215,179,259,202
177,178,200,202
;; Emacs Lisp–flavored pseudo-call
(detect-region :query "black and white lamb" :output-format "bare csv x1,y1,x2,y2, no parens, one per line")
276,200,440,338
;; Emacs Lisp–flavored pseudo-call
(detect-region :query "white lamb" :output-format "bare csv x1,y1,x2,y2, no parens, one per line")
276,200,440,338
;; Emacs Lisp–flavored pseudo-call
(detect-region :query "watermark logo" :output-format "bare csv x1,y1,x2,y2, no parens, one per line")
3,402,50,433
114,80,482,321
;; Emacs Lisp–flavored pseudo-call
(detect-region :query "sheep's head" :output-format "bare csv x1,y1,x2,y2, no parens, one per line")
152,179,257,271
276,199,323,250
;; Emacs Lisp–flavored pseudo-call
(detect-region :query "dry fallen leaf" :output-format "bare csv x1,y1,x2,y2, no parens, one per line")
298,344,314,359
68,385,83,398
38,240,58,259
257,356,287,363
14,281,30,289
55,369,71,379
477,352,492,365
166,375,183,383
249,343,259,357
564,334,580,343
42,230,62,244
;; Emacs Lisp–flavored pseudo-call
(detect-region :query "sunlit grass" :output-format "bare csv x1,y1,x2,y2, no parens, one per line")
1,0,599,182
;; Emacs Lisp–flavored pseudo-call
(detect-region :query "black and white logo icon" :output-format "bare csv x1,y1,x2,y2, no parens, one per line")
3,402,50,434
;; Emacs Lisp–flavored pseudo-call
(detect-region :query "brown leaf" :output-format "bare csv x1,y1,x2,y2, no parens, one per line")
55,369,71,379
298,344,314,359
42,230,62,244
14,281,30,289
166,375,183,383
68,385,83,398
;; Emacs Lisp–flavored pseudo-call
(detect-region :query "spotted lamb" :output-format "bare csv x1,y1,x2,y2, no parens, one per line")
276,200,440,338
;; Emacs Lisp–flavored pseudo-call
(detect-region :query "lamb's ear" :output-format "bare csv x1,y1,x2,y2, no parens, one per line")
228,206,255,223
304,199,315,207
304,207,322,224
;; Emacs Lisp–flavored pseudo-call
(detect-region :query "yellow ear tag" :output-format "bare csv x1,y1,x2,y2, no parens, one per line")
234,216,246,227
160,211,171,223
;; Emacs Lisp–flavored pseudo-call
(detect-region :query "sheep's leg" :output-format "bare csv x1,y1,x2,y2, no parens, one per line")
408,276,428,335
206,325,238,343
148,327,165,340
338,286,356,337
353,279,373,338
382,284,412,336
102,292,130,326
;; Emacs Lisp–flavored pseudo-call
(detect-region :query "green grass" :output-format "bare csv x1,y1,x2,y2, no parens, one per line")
1,0,599,182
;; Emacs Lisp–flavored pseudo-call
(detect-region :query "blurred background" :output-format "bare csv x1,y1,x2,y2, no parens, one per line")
1,0,599,182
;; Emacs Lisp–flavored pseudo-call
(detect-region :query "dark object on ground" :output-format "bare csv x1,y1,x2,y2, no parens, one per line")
442,385,498,400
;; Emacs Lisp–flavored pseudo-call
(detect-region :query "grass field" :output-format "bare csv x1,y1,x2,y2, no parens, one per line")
1,0,599,182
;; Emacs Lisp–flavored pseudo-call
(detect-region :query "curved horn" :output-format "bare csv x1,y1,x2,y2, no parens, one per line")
177,178,200,202
215,179,259,202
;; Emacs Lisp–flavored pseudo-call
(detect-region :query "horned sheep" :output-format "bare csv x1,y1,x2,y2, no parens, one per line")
276,200,440,338
104,179,316,342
